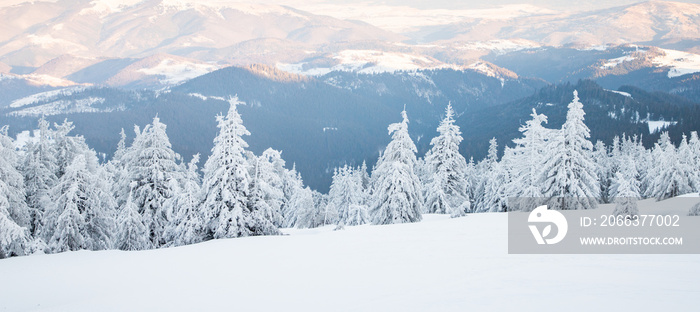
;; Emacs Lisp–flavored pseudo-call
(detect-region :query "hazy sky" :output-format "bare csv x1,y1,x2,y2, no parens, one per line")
3,0,700,11
311,0,700,10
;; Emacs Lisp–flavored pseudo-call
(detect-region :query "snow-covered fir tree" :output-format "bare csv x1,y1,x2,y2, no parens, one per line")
505,109,549,211
592,140,613,203
611,171,640,217
44,155,115,252
0,206,30,259
369,109,423,224
248,149,286,228
53,120,98,179
281,165,305,228
645,132,692,200
21,117,57,236
0,126,31,231
623,134,650,196
358,161,370,190
475,138,509,212
328,165,368,226
0,129,31,258
290,186,323,228
119,116,183,246
200,97,279,238
423,103,470,217
677,134,699,191
116,185,152,251
539,90,599,210
610,148,641,201
162,155,205,247
688,132,700,191
313,190,331,225
113,128,128,162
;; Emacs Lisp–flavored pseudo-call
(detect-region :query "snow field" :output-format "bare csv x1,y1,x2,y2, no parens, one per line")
2,201,699,311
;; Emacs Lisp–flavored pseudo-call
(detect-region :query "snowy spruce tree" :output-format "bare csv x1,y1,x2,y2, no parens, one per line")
119,116,183,246
688,132,700,191
162,155,205,247
248,149,286,229
623,135,649,196
475,138,509,212
281,165,305,228
539,91,599,210
290,186,323,228
0,129,31,257
423,103,470,217
0,206,30,259
0,126,31,231
505,109,549,211
645,132,692,200
53,120,98,179
610,144,641,201
677,134,699,191
611,171,640,217
200,97,279,238
116,186,152,251
21,117,57,235
369,109,423,224
44,155,115,252
328,165,368,226
593,140,613,203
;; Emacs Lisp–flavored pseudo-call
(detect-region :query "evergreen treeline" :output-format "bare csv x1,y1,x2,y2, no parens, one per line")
310,90,700,229
2,91,700,259
0,98,314,258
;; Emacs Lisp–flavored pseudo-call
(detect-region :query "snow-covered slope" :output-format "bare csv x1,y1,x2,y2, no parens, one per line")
404,1,700,47
9,86,87,108
1,198,698,311
597,46,700,78
277,50,459,76
0,0,402,69
105,54,219,87
295,3,556,33
652,48,700,78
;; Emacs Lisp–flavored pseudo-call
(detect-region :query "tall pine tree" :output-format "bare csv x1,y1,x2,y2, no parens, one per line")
423,103,470,217
369,109,423,224
120,116,183,246
200,97,279,238
539,90,599,210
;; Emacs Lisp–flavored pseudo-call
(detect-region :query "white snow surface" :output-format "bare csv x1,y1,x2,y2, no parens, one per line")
1,198,699,311
599,48,700,78
13,130,38,150
459,39,541,54
137,59,219,85
648,120,677,134
277,50,459,76
9,87,87,108
467,61,498,77
76,0,306,17
653,49,700,78
600,55,636,69
294,4,555,33
8,97,113,117
606,89,632,98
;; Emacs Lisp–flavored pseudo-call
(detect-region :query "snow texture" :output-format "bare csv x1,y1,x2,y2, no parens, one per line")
1,200,699,311
648,120,677,134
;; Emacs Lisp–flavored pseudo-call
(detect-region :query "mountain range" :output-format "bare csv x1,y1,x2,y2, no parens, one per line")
3,0,700,191
2,1,700,87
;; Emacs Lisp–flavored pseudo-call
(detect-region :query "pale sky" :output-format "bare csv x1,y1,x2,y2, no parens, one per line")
3,0,700,11
357,0,700,10
0,0,700,11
